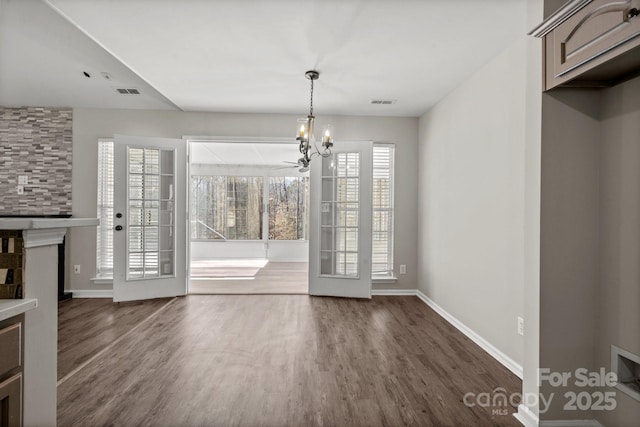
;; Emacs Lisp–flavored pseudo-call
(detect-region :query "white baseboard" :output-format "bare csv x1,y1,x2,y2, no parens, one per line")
540,420,604,427
514,404,538,427
371,289,416,296
66,289,113,298
415,289,523,379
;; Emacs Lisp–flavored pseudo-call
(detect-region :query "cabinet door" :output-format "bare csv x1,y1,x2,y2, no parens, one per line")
0,373,22,427
0,322,21,379
551,0,640,79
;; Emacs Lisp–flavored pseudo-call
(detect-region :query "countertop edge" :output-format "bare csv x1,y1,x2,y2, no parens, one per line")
0,298,38,322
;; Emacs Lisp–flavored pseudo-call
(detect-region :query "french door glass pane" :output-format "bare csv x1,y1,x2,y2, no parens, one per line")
319,153,360,277
126,147,175,280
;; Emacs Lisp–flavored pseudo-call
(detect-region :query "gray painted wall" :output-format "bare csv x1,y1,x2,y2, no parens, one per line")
537,77,640,425
596,76,640,427
0,107,72,215
417,37,527,367
539,89,601,420
68,109,419,292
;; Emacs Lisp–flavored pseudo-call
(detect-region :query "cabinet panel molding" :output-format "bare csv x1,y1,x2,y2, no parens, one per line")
531,0,640,89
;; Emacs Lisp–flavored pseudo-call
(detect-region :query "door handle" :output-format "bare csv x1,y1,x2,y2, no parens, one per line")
115,225,123,231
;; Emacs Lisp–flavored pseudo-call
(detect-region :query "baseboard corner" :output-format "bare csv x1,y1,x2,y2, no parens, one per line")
514,404,539,427
415,289,523,379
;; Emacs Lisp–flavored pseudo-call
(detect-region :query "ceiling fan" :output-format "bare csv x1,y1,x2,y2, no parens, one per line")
273,157,310,173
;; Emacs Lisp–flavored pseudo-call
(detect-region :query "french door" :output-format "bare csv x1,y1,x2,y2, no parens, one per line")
309,141,373,298
113,135,187,302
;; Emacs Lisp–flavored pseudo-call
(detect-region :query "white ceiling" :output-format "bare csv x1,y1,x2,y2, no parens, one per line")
1,0,526,117
0,0,176,110
191,142,301,166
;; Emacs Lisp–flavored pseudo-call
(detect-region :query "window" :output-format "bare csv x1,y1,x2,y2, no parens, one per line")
372,144,394,277
191,176,263,240
97,141,393,278
96,139,114,277
268,176,309,240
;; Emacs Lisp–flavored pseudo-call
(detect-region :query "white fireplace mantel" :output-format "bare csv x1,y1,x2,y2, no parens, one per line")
0,217,98,426
0,218,98,248
0,217,98,230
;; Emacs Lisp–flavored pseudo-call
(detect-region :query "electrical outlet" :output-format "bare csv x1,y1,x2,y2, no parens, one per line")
517,316,524,336
16,185,24,195
400,264,407,275
73,265,81,274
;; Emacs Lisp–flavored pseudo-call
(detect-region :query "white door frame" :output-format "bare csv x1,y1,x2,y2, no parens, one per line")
308,140,373,299
113,134,187,302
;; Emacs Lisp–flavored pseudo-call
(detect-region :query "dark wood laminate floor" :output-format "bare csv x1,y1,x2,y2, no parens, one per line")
57,297,170,380
58,296,522,427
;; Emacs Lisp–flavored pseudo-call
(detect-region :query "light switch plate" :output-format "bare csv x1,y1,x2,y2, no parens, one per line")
16,185,24,195
517,317,524,336
18,175,28,185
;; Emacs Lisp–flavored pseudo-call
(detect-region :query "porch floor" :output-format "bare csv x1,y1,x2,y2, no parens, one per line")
189,259,308,294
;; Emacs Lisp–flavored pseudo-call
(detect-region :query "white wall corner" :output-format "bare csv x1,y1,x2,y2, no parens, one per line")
67,289,113,298
514,404,539,427
415,289,523,379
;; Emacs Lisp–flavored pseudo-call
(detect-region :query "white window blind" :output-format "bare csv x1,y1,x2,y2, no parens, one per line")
372,144,394,277
96,139,114,277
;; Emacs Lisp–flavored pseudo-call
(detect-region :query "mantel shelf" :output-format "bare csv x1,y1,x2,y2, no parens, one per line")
0,218,99,248
0,218,98,230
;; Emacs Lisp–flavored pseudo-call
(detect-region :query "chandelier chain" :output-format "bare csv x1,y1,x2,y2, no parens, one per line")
309,77,314,116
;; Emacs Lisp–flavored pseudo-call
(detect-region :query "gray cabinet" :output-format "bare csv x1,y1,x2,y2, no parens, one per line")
0,315,23,427
532,0,640,89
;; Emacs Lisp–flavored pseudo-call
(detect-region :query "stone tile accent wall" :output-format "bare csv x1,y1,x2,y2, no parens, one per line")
0,107,73,215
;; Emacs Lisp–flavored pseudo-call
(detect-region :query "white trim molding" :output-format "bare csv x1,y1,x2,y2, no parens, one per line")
514,404,539,427
371,289,414,296
90,277,113,286
415,289,523,379
540,420,604,427
23,228,67,248
68,289,113,298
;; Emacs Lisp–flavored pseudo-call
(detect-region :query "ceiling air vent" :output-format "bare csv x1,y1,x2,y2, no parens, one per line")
115,88,141,95
371,99,397,105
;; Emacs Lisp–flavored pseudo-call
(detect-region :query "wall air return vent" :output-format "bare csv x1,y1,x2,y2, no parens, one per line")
115,88,141,95
370,99,397,105
612,345,640,402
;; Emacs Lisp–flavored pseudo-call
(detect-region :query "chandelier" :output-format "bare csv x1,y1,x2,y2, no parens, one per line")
295,70,333,172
